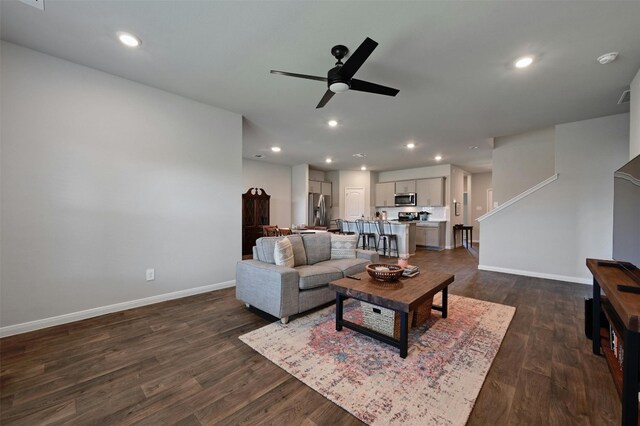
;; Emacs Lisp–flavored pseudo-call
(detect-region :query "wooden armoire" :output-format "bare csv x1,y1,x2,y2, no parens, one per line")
242,188,270,255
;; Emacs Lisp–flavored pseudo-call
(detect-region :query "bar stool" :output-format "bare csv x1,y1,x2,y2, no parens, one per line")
335,219,355,235
355,219,377,251
376,220,399,257
343,220,357,235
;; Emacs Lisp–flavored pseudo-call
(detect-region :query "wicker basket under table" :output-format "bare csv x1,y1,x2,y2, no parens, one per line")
360,302,414,339
413,296,434,327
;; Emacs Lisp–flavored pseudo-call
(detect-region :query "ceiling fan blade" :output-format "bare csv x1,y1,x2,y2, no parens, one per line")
271,70,327,82
270,70,328,82
338,37,378,79
350,79,399,97
316,90,335,108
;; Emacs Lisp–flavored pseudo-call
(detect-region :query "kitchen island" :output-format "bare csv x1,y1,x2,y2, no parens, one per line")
344,220,447,258
415,221,446,250
356,220,430,258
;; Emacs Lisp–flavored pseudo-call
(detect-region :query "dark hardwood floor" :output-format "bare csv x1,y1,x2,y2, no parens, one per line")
0,247,621,425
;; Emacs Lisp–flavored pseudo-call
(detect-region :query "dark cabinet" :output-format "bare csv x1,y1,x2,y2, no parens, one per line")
242,188,270,255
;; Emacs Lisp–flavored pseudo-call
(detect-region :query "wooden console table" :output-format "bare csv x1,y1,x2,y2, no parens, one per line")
588,258,640,425
453,224,472,249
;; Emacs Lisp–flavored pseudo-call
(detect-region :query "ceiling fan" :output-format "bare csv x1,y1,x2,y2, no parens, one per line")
270,37,399,109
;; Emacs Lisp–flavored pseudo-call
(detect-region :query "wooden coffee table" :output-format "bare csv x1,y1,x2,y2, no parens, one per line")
328,271,455,358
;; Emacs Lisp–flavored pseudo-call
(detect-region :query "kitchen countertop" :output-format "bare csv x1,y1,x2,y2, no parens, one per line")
389,220,447,224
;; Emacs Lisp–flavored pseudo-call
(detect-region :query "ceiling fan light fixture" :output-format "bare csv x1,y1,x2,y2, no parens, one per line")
329,82,350,93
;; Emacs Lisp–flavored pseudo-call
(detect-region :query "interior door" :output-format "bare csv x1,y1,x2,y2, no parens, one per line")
344,187,365,221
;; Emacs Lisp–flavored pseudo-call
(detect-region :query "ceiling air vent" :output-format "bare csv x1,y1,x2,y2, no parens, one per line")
618,89,631,105
18,0,44,10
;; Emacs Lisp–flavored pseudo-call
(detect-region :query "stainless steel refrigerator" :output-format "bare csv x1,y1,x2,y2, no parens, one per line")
308,193,330,226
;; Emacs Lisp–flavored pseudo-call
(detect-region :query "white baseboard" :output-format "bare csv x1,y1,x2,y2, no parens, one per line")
0,280,236,338
477,265,591,285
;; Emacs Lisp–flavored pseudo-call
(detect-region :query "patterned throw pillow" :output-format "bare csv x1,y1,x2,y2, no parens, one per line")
274,237,295,268
330,234,358,259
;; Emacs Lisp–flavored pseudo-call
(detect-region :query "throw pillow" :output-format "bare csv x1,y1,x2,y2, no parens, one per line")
274,237,295,268
330,234,358,259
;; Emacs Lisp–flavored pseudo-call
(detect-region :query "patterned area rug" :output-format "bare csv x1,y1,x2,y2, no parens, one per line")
240,294,515,425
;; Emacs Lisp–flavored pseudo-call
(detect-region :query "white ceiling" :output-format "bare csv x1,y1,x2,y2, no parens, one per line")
2,1,639,173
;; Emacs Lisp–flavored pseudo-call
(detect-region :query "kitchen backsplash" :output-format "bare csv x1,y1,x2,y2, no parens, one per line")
375,206,449,221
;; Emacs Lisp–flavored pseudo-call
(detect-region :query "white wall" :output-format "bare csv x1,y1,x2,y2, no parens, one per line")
242,159,292,227
492,127,555,205
479,114,629,283
0,42,242,333
291,164,309,226
470,172,492,241
631,68,640,159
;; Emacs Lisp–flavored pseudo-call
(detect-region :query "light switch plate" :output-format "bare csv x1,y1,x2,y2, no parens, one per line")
146,268,155,281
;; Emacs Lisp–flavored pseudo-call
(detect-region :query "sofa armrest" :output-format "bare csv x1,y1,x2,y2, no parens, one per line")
356,249,379,262
236,260,300,319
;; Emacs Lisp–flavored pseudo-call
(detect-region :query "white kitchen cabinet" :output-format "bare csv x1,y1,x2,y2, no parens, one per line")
395,180,416,194
415,227,427,246
375,182,395,207
415,222,445,249
309,180,321,194
426,227,440,247
321,182,332,196
416,177,444,206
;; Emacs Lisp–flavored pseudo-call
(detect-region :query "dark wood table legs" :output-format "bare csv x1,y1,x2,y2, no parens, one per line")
453,225,473,249
334,288,448,359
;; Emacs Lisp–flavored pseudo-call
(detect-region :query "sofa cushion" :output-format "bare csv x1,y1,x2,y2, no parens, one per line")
289,235,307,266
296,264,343,290
274,237,294,268
255,235,306,266
255,236,280,264
330,234,358,259
322,258,370,277
302,233,331,265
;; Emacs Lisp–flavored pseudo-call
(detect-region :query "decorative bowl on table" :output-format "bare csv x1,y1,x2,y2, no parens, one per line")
366,263,405,282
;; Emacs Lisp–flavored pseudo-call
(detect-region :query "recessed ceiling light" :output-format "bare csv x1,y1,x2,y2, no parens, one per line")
514,56,533,69
434,155,442,161
406,143,415,149
361,166,367,171
271,146,281,152
597,52,619,65
117,32,141,48
353,153,367,158
325,158,332,163
254,154,264,158
327,120,338,127
469,146,479,150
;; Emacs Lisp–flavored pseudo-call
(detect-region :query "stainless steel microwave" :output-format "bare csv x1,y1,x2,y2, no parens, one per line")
395,193,417,206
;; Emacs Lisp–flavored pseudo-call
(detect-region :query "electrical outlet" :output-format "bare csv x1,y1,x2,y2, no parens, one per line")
146,268,155,281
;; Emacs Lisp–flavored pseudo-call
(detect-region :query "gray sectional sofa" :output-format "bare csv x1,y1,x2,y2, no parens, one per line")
236,232,379,323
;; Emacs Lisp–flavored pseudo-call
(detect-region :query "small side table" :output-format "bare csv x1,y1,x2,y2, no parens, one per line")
453,225,473,249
